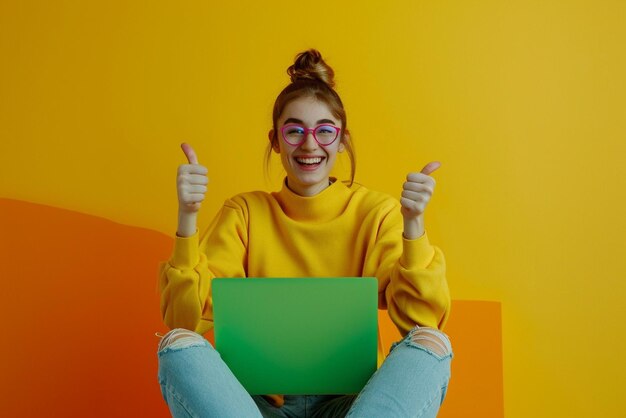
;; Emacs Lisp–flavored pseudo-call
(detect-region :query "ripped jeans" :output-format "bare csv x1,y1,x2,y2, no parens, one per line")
157,325,452,418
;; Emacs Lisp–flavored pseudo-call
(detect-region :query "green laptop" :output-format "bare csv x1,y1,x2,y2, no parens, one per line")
212,277,378,395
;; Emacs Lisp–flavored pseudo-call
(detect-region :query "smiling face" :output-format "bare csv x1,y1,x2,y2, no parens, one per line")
270,96,346,196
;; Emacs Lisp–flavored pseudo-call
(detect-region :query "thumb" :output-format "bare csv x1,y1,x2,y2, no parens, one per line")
181,142,199,164
420,161,441,176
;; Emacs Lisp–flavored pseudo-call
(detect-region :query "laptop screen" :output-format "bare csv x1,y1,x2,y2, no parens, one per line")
212,277,378,395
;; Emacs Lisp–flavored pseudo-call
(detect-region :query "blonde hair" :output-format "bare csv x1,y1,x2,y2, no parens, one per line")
266,49,355,185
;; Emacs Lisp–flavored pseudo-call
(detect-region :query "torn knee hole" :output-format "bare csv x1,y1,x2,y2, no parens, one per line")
410,329,450,357
157,328,205,351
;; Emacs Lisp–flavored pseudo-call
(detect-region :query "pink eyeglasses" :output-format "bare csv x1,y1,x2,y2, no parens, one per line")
280,123,341,146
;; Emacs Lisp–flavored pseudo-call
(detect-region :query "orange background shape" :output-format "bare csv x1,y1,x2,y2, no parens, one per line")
0,198,502,417
0,198,171,417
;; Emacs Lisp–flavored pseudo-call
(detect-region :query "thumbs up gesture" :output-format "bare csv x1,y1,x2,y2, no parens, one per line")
177,143,209,214
400,161,440,238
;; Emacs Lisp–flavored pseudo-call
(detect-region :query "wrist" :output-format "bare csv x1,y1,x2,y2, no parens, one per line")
403,215,424,240
177,210,198,237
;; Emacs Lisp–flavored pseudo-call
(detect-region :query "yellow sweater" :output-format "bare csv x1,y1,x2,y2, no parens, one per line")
159,179,450,407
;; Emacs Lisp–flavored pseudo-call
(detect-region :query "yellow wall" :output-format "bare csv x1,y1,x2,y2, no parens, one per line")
1,1,625,416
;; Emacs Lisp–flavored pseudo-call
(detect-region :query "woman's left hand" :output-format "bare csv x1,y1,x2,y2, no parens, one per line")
401,162,440,239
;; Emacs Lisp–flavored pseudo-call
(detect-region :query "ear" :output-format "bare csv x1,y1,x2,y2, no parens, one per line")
268,129,280,153
338,131,349,153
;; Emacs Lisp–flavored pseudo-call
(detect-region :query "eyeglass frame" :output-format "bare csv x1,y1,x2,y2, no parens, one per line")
280,123,342,147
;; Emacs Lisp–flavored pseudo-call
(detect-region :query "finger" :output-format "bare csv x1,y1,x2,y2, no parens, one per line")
420,161,441,176
406,172,436,187
186,185,208,194
403,182,433,194
178,164,208,176
184,193,206,204
185,174,209,185
400,197,420,210
181,143,199,165
401,190,428,202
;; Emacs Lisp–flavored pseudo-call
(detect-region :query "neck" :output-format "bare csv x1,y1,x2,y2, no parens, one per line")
285,178,332,197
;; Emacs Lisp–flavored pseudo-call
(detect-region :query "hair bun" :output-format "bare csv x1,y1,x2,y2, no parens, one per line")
287,49,335,88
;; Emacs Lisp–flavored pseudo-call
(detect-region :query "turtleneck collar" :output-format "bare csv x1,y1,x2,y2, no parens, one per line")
273,177,353,222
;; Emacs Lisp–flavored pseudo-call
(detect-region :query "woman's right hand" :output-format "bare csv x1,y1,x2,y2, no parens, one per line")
176,143,209,236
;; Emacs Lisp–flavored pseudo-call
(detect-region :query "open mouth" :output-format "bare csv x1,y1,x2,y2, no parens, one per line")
294,156,325,169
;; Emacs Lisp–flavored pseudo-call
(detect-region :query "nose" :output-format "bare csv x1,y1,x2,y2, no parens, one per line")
299,131,319,150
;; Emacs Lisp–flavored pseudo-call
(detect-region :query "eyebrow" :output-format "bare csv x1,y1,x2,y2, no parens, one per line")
283,118,336,125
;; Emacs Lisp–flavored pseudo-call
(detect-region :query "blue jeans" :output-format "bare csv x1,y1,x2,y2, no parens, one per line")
157,326,452,418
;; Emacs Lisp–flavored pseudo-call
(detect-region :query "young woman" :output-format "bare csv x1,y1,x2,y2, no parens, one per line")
157,49,452,418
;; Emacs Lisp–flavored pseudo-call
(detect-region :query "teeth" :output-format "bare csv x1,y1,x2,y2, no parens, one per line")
296,157,323,164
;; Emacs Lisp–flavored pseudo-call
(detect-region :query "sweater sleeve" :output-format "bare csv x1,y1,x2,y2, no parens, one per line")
364,204,450,336
158,199,249,334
